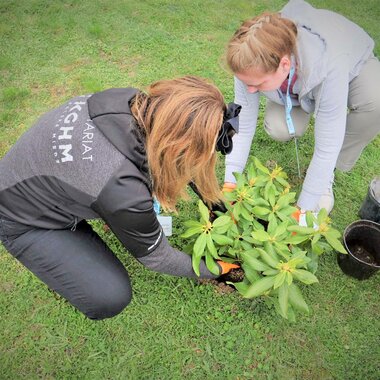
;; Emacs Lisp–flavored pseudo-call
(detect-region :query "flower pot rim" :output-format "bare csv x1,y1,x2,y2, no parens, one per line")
343,219,380,268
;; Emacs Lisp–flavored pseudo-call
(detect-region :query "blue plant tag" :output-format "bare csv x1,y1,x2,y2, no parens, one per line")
153,197,161,215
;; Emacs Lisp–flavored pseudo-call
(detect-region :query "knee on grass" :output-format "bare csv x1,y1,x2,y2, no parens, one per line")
81,276,133,320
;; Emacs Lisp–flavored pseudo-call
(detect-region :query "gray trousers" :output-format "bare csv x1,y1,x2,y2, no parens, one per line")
264,56,380,171
0,216,132,320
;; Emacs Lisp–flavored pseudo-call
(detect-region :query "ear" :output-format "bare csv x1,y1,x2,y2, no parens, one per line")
279,55,291,73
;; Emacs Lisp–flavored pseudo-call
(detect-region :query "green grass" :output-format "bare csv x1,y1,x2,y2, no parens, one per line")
1,1,379,379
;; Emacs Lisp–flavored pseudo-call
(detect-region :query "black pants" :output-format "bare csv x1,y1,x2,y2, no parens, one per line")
0,216,132,320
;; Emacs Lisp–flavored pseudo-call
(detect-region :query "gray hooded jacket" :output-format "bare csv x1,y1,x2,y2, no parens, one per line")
0,88,217,278
225,0,375,210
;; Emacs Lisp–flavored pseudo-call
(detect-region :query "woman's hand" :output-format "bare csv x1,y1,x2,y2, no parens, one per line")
222,182,237,193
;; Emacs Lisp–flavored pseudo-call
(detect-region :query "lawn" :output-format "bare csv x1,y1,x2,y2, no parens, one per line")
0,0,379,379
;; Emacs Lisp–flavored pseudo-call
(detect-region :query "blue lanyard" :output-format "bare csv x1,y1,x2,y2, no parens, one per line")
284,65,296,137
278,63,301,178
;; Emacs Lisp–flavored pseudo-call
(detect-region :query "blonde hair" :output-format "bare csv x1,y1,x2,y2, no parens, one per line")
227,12,298,73
131,76,225,212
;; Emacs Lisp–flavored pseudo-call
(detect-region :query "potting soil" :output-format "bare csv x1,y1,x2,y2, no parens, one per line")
348,240,379,266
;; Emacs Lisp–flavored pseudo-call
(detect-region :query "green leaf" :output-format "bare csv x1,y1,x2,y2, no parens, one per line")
233,202,242,221
241,248,260,258
276,193,294,209
241,241,253,251
305,211,316,228
181,225,204,238
252,197,270,207
211,233,234,246
191,248,203,277
267,219,278,236
312,233,321,245
287,225,316,235
323,232,347,254
311,241,324,255
224,191,236,202
263,269,279,276
273,272,286,289
264,241,282,261
206,233,219,259
264,181,274,200
212,215,231,229
326,228,341,239
273,242,290,259
268,185,276,207
183,220,204,228
252,206,271,217
293,269,319,285
198,200,210,223
257,248,280,268
247,164,257,180
285,234,310,245
317,208,328,225
288,283,309,314
251,230,270,242
254,157,270,174
241,251,271,272
273,221,289,238
245,276,276,298
278,205,298,216
240,206,253,221
228,280,250,296
306,251,319,274
242,235,256,244
241,262,261,283
278,283,289,318
193,233,207,257
252,218,266,231
275,175,289,188
205,251,220,275
275,211,288,222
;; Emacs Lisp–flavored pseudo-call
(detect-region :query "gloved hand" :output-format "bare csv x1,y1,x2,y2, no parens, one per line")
217,260,240,274
291,208,302,222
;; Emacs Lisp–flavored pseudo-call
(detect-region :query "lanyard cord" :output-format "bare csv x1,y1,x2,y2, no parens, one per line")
278,63,302,178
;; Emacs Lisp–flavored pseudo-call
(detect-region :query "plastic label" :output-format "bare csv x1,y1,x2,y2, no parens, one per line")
157,215,172,236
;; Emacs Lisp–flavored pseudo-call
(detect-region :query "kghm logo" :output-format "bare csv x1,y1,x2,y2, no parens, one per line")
52,98,87,163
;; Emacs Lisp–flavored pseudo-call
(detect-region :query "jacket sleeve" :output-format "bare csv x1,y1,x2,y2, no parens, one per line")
92,160,219,278
297,60,349,210
224,76,260,183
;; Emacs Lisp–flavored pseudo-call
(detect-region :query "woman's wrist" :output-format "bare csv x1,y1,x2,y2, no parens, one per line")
222,182,237,192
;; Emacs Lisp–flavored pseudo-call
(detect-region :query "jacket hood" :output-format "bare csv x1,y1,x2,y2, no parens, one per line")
87,88,149,177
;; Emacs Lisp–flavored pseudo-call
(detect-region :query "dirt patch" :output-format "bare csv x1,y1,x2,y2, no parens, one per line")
62,58,92,73
198,268,245,295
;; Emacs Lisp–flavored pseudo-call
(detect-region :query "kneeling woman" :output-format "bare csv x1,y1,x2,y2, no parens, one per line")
0,76,238,320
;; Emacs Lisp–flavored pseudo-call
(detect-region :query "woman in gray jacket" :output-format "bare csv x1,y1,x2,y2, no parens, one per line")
224,0,379,214
0,76,239,320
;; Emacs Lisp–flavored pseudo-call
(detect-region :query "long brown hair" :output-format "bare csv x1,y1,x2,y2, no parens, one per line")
227,12,298,73
131,76,225,212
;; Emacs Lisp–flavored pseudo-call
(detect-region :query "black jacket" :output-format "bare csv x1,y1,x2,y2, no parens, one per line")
0,88,161,257
0,88,218,278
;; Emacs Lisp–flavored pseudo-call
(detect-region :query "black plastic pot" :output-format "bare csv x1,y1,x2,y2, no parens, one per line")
337,220,380,280
359,177,380,223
